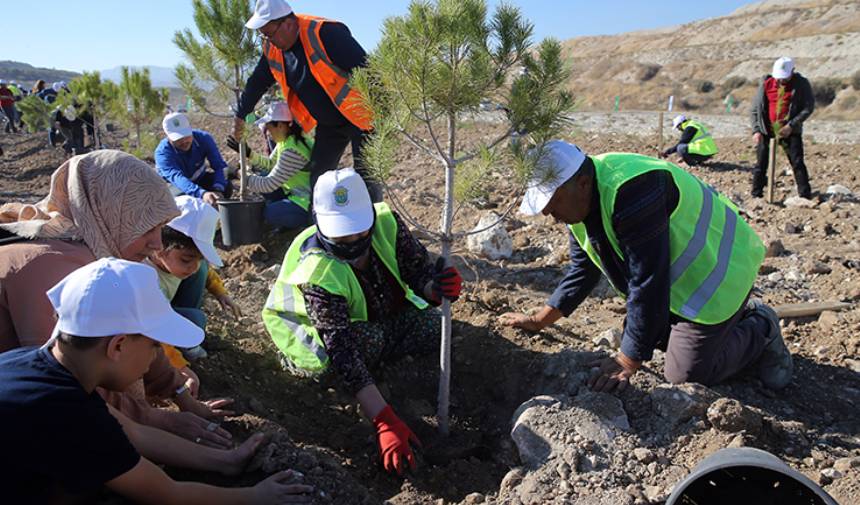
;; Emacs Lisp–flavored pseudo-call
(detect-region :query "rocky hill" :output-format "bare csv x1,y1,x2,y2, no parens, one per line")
0,61,79,88
562,0,860,119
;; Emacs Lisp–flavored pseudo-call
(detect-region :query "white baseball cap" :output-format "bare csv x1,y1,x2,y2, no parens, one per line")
672,114,687,129
0,79,6,85
51,82,63,92
167,196,224,268
519,140,587,216
313,168,374,238
246,0,293,30
254,101,293,130
162,112,193,141
47,258,204,347
772,57,795,80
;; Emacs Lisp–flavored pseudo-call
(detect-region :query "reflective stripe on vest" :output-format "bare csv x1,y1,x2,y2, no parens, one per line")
270,135,313,211
262,202,428,372
568,153,763,325
263,14,372,133
681,120,718,156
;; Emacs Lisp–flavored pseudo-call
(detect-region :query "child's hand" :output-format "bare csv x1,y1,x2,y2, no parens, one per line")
217,294,242,320
180,366,200,398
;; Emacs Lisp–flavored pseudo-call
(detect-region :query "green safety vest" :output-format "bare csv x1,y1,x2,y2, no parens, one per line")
568,153,764,325
681,119,718,156
262,202,429,372
254,135,313,211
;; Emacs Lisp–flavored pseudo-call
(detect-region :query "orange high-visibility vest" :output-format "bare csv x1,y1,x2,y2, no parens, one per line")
263,14,372,133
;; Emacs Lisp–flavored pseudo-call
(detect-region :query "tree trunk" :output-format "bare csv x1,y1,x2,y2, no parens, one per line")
135,123,141,150
93,111,100,150
233,66,247,202
436,112,457,436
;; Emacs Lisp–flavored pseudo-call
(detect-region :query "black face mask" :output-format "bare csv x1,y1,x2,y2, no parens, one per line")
318,230,373,261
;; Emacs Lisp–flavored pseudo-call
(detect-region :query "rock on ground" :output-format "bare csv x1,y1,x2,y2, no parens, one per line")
706,398,763,434
467,212,513,260
650,383,720,427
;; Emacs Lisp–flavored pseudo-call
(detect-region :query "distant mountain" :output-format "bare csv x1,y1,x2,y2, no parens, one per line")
0,61,79,87
100,65,180,88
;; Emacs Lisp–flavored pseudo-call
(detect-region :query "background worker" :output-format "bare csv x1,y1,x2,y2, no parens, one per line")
0,258,313,505
263,168,462,475
226,101,313,229
500,140,793,393
156,112,233,206
233,0,381,203
662,114,717,166
750,56,815,199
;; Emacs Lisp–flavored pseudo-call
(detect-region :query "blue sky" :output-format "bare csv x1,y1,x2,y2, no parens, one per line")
9,0,754,72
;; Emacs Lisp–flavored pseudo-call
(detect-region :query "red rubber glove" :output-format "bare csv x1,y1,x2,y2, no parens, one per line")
372,405,421,475
431,257,462,302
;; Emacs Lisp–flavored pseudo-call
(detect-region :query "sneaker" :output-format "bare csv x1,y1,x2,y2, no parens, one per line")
747,299,793,389
181,345,209,361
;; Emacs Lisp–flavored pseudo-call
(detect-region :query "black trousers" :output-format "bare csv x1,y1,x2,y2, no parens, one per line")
308,123,382,205
752,134,811,198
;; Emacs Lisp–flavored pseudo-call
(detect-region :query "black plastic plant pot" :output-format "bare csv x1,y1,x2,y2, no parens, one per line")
218,198,265,247
667,448,837,505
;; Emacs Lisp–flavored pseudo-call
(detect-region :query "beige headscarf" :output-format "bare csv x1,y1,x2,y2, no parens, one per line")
0,150,180,258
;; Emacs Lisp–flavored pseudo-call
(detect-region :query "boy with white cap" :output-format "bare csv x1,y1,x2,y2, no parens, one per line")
661,114,717,166
263,168,462,476
233,0,383,203
148,196,241,364
0,258,313,504
750,56,814,198
226,101,313,229
501,140,793,393
155,112,233,206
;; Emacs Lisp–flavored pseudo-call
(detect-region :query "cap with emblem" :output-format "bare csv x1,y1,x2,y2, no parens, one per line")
313,168,373,238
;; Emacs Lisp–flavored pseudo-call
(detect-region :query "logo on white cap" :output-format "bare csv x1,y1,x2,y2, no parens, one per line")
167,196,224,268
46,258,204,347
313,168,373,238
772,57,795,80
162,112,193,141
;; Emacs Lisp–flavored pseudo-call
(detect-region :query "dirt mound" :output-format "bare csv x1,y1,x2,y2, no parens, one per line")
1,114,858,504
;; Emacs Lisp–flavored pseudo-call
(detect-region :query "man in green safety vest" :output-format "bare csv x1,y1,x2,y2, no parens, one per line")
500,140,793,393
661,115,718,166
263,168,463,476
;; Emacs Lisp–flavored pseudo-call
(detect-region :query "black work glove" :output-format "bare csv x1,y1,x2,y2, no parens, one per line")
226,135,251,157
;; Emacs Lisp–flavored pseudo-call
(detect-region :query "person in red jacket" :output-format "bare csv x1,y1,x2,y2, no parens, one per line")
0,80,18,133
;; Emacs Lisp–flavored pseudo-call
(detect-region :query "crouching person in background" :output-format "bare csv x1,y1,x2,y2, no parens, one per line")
263,168,463,476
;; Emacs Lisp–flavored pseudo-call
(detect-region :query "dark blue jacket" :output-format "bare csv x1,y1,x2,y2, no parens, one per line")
154,130,228,198
547,164,680,362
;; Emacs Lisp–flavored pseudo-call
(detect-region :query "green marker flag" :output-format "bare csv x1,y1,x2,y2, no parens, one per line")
613,96,620,112
245,113,256,125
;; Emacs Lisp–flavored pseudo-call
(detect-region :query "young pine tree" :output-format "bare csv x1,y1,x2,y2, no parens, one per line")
352,0,574,435
114,67,168,151
173,0,258,199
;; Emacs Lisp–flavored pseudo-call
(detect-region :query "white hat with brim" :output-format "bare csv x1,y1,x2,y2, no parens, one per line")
672,114,687,129
519,140,587,216
254,101,293,131
162,112,193,142
246,0,293,30
313,167,374,238
47,258,204,348
167,196,224,268
772,57,795,80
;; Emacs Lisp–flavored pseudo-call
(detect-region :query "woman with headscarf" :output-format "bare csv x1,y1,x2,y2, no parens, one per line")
0,150,234,449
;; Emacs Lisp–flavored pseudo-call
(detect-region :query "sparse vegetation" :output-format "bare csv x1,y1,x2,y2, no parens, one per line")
637,63,661,82
722,76,747,91
813,78,843,107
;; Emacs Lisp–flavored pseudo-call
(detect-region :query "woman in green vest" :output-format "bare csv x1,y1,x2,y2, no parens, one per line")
662,114,718,166
227,101,312,228
501,140,792,393
263,168,463,476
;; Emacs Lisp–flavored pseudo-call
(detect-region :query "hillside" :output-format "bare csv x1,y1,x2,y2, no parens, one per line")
562,0,860,119
0,60,79,87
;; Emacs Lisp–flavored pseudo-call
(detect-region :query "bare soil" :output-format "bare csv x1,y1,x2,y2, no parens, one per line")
1,113,858,504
